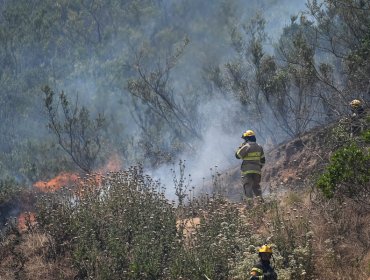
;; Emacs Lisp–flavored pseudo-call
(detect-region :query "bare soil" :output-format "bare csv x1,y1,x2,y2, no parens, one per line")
218,123,339,201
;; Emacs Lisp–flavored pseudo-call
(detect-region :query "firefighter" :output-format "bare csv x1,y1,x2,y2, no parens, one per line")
235,130,265,199
250,245,277,280
349,99,365,137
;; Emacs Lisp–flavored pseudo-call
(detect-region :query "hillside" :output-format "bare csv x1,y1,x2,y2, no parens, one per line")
213,113,369,201
1,0,370,279
0,113,370,279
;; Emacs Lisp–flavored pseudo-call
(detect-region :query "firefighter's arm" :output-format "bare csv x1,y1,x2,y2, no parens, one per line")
250,275,268,280
235,144,243,159
236,143,249,159
260,148,266,166
250,267,264,279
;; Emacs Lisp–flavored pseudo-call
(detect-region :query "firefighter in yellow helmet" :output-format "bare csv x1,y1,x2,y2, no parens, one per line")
235,130,265,199
349,99,365,137
250,245,277,280
350,99,362,109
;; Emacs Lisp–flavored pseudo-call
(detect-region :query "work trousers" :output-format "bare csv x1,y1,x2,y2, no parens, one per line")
350,118,364,137
242,173,262,198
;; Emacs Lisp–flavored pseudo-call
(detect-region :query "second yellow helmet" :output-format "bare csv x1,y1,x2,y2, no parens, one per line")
258,245,273,254
350,99,362,108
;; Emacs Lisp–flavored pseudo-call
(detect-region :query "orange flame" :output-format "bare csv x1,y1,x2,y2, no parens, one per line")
22,157,123,232
99,154,122,173
33,155,122,193
85,155,123,187
33,172,79,192
17,212,36,232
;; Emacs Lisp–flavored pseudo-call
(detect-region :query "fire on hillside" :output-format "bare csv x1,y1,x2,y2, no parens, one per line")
16,155,123,231
34,172,79,192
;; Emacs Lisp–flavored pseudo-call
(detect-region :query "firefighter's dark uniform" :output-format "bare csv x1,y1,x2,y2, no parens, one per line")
235,141,265,198
350,105,365,137
250,259,277,280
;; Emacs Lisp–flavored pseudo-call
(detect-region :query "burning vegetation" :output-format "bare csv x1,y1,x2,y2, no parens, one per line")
33,172,79,193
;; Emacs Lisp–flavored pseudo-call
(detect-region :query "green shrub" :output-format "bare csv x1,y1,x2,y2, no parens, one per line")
36,166,177,280
0,178,22,205
267,200,314,280
170,196,253,280
362,129,370,143
316,143,370,203
35,167,368,279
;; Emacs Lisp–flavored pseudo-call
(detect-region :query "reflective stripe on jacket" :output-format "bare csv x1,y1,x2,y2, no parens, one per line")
235,142,265,175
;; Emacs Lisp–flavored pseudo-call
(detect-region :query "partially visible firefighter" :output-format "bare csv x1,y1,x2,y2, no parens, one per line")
349,99,365,137
235,130,265,200
249,245,277,280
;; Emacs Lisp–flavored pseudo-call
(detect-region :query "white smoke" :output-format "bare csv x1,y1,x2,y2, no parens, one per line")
147,0,309,200
149,94,258,200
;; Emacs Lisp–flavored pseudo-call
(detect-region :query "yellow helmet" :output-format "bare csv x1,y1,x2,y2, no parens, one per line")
242,130,255,138
350,99,362,108
258,245,273,254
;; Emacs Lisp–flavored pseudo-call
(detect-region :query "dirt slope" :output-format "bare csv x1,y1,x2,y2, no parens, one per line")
218,122,340,201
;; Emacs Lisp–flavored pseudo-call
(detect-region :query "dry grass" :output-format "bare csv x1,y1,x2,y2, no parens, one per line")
0,256,16,280
22,255,75,280
176,217,201,238
0,232,76,280
18,232,48,257
272,190,370,279
311,197,370,279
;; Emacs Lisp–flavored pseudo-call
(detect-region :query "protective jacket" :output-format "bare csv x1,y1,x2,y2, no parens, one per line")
351,106,365,118
250,259,277,280
235,142,265,175
350,106,366,137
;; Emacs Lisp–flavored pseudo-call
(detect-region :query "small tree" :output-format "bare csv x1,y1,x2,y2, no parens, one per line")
126,38,201,140
316,141,370,207
42,85,106,173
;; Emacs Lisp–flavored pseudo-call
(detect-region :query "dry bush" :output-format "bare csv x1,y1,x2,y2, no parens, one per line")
21,254,75,280
176,217,201,241
0,231,75,280
18,232,49,258
311,194,370,279
266,189,370,279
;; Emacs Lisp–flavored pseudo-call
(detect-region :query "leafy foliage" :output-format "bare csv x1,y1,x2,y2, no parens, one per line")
36,166,176,279
0,178,21,205
1,0,369,177
0,165,368,279
31,167,323,280
317,143,370,203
